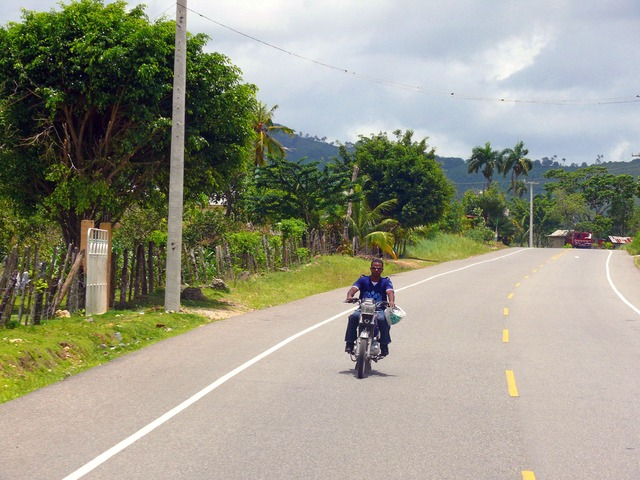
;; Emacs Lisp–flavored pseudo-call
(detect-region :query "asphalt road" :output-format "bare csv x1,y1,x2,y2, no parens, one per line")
1,248,639,479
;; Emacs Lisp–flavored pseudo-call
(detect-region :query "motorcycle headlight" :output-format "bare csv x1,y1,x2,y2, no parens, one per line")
361,302,375,316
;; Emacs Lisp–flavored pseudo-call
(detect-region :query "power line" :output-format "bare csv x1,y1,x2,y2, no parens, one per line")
185,7,421,92
184,6,640,106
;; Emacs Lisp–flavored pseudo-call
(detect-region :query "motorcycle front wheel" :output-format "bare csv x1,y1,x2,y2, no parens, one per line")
355,338,367,379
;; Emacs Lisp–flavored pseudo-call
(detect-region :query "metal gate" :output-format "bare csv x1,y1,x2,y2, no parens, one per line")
86,228,109,315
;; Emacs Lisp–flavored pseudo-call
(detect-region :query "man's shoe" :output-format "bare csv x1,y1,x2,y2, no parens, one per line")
345,343,354,354
380,344,389,357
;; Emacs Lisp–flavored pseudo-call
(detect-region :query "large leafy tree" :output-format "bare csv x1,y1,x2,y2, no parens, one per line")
468,142,500,188
245,156,347,230
462,183,509,239
545,190,590,229
0,0,256,245
342,130,454,230
545,166,638,214
544,165,640,236
531,193,561,247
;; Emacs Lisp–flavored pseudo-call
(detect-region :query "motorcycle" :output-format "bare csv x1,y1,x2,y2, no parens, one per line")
345,298,389,379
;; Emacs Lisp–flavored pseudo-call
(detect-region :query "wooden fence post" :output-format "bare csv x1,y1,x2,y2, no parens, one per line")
0,270,18,326
147,242,155,294
119,248,129,306
31,262,47,325
0,247,19,326
137,243,147,297
223,240,234,281
17,246,31,325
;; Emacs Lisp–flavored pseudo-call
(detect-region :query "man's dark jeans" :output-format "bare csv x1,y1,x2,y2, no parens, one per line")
344,310,391,345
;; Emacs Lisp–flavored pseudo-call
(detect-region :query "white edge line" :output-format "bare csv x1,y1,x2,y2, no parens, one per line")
605,250,640,316
62,248,527,479
61,311,347,480
394,248,526,293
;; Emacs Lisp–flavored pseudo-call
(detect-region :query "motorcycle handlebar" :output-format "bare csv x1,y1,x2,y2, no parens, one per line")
344,298,389,308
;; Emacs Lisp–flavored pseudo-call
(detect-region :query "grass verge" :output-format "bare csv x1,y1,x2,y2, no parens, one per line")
0,234,494,403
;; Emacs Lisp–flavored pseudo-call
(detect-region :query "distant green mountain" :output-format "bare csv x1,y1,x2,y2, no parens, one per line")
439,156,640,197
275,132,640,197
273,130,343,164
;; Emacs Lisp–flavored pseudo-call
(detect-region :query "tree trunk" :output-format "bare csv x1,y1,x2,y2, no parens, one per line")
47,244,73,319
50,250,84,315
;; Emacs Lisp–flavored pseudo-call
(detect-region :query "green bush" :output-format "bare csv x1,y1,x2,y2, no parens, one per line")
228,231,265,271
464,226,495,243
295,247,310,262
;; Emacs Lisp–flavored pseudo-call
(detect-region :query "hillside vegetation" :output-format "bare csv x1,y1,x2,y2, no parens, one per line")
275,131,640,197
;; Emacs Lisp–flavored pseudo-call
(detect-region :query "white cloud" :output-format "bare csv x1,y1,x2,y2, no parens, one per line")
2,0,639,165
484,29,555,82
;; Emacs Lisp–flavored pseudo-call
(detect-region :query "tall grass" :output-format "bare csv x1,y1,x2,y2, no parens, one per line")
624,234,640,268
625,235,640,255
220,254,424,310
405,233,494,262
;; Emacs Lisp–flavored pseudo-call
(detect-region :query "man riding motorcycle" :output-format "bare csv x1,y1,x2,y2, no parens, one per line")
344,258,395,357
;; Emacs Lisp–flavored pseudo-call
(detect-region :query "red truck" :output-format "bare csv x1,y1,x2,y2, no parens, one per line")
571,231,593,248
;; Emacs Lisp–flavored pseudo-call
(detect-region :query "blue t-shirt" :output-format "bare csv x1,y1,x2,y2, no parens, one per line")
353,275,394,303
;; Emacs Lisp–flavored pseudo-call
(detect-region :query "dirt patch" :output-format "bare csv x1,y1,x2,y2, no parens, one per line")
184,303,251,322
390,258,431,269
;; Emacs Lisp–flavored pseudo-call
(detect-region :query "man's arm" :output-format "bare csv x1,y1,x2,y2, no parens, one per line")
386,289,395,308
346,285,359,301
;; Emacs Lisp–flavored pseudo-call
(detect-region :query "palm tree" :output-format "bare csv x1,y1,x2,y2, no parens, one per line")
348,184,399,258
468,142,500,189
500,141,533,195
511,179,528,198
252,101,294,166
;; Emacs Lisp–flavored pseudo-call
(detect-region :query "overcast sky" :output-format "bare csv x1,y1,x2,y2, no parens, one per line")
3,0,640,164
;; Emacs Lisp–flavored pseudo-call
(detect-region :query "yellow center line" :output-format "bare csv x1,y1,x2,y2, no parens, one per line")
503,307,509,316
522,471,536,480
506,370,519,397
507,293,514,299
532,268,537,273
502,329,509,343
515,282,521,287
523,275,530,279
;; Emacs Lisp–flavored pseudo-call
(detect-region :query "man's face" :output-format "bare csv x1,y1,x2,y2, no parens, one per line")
370,263,383,275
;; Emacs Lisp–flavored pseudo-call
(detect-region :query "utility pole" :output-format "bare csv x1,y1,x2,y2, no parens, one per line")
528,181,538,248
165,0,187,312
